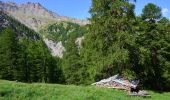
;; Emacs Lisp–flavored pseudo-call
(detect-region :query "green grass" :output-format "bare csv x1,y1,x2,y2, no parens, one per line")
0,80,169,100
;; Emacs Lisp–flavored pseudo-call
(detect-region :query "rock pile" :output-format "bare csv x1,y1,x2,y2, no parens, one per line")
92,74,138,90
92,74,151,97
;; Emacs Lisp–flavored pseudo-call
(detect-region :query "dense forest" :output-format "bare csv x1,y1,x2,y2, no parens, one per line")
0,0,170,91
0,11,63,83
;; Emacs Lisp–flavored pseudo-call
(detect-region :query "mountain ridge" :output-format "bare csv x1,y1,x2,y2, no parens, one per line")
0,1,88,32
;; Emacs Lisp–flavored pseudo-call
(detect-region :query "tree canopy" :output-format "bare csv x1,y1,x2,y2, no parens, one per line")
142,3,162,21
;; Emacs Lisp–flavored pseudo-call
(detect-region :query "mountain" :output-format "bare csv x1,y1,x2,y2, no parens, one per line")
0,1,88,32
0,1,88,58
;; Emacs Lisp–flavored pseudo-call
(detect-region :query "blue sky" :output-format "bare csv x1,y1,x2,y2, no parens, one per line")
1,0,170,20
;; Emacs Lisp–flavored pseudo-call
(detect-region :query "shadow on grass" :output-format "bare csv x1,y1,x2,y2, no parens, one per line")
0,90,11,97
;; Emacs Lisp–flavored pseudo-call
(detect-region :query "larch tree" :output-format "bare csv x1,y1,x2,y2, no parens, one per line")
81,0,137,83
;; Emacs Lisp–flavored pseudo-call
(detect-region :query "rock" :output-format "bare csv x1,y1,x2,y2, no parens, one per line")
75,36,84,49
138,90,149,95
128,90,151,97
44,38,66,58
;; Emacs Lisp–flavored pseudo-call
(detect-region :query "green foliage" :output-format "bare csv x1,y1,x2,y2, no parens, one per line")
0,28,17,80
142,3,162,21
122,69,137,80
41,22,87,45
16,38,63,83
133,5,170,90
62,38,82,84
61,25,87,84
72,0,169,91
80,0,136,84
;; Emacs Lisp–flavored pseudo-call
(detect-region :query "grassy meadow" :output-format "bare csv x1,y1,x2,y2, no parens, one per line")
0,80,170,100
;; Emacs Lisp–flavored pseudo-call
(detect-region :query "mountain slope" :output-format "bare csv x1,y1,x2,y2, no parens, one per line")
40,22,87,58
0,11,63,83
0,1,88,31
0,1,88,58
0,10,39,40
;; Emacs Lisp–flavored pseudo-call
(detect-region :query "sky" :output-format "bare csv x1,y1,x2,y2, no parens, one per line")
1,0,170,20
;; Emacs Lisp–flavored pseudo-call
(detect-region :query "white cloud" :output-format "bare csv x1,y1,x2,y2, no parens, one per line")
162,8,169,17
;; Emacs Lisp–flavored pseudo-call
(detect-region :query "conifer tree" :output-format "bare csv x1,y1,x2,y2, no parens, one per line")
136,3,170,90
0,28,17,80
81,0,136,83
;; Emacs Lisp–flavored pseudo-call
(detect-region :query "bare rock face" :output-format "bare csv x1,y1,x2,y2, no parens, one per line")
75,36,84,49
44,38,66,58
44,36,84,58
0,1,60,31
19,2,58,18
0,1,88,32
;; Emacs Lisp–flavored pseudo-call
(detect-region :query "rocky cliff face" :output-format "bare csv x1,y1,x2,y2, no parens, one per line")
0,1,88,32
44,38,66,58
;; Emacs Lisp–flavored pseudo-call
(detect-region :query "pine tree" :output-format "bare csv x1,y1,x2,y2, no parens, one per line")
136,3,170,90
62,34,83,84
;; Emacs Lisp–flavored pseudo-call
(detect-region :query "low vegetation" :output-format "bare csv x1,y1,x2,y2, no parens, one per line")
0,80,170,100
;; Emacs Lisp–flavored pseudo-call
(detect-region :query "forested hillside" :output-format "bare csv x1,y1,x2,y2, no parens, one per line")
40,22,87,58
41,22,87,45
0,11,63,83
41,22,88,84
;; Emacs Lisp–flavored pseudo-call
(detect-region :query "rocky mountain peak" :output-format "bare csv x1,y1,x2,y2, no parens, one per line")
20,2,41,9
4,1,17,6
0,1,88,32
